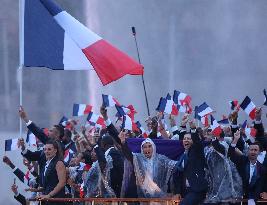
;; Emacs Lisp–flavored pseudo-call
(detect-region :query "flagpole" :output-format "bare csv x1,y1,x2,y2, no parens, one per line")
131,27,150,117
19,0,25,138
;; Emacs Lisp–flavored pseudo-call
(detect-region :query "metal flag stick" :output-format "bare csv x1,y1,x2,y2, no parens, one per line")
19,0,25,138
131,26,150,117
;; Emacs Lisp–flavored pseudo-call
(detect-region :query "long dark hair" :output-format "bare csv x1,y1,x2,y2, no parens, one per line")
46,139,63,160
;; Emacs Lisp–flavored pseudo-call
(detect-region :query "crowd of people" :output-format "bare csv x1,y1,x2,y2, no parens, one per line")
2,97,267,205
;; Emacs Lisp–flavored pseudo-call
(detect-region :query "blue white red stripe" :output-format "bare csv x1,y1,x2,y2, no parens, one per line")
240,96,256,120
26,0,144,85
26,130,37,147
156,97,178,116
135,121,148,138
59,116,69,126
64,148,74,164
173,90,191,106
73,104,92,116
87,112,105,128
245,126,257,138
197,102,213,118
115,105,131,118
5,138,19,151
102,94,120,107
210,115,222,136
122,115,134,131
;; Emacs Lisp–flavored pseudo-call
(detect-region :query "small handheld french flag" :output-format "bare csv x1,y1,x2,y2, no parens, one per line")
173,90,191,106
5,138,19,151
135,121,148,138
210,115,222,137
240,96,256,120
26,130,37,147
122,115,134,131
64,148,74,164
115,105,130,118
73,104,92,116
102,94,120,107
156,97,178,116
87,112,105,128
59,116,69,126
197,102,213,118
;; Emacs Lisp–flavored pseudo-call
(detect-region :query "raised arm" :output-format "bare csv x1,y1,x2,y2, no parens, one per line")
100,105,121,144
119,130,134,163
3,156,31,185
228,130,246,164
254,108,267,150
19,106,48,144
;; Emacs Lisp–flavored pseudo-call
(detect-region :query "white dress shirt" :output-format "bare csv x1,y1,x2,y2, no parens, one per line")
249,162,256,184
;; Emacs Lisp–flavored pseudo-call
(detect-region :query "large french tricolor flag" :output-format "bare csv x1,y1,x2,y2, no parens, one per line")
23,0,143,85
240,96,256,120
73,104,92,116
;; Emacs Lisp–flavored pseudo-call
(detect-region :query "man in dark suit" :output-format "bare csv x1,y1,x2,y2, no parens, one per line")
173,118,208,205
229,130,266,204
19,106,64,147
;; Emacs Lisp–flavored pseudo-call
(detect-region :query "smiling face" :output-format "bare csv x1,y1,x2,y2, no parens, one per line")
44,143,57,160
142,142,153,159
183,133,193,151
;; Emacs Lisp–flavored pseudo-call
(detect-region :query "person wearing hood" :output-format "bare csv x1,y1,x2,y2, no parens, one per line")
119,131,177,204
